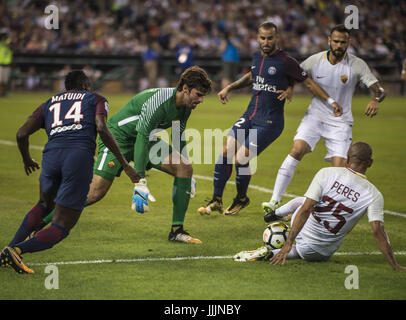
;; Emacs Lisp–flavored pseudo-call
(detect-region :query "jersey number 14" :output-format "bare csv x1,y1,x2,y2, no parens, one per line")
49,101,84,128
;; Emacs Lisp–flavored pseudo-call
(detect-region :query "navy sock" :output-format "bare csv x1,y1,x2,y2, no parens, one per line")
213,156,233,198
235,163,251,198
9,201,51,247
14,223,69,254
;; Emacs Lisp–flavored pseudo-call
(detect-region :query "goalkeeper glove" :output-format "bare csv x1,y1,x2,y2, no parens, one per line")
131,178,156,213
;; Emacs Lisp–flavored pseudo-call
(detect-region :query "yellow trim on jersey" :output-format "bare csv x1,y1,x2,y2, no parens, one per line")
346,167,367,180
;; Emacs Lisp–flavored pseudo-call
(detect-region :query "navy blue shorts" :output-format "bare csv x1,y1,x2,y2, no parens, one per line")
228,111,284,157
39,148,94,211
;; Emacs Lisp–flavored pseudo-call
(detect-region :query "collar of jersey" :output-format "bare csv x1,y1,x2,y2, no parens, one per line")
346,167,367,180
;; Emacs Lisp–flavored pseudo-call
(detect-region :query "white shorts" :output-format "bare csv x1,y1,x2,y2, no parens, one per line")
294,114,352,162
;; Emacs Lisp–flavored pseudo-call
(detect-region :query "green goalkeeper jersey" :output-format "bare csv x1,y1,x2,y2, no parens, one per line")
107,87,191,178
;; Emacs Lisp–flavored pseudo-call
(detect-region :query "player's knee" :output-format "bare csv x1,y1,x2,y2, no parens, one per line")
177,162,193,178
289,146,307,160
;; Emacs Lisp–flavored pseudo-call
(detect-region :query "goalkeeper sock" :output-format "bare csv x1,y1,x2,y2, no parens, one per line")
9,200,51,247
172,177,191,225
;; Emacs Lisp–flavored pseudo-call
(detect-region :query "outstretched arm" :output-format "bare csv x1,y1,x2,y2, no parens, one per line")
302,77,343,117
370,221,406,271
218,71,253,104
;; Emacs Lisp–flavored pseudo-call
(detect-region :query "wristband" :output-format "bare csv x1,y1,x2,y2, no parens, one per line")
327,97,335,105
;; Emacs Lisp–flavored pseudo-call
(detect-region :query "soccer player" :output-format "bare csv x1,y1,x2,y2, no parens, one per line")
235,142,406,271
0,70,140,274
34,66,212,245
198,21,343,216
262,24,386,214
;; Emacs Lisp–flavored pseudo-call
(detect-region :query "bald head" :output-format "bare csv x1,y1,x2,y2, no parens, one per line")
347,142,373,172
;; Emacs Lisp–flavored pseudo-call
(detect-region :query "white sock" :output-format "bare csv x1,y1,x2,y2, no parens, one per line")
275,196,306,217
271,155,300,202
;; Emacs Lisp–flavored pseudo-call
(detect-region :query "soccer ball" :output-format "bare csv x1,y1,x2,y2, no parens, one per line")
263,222,289,249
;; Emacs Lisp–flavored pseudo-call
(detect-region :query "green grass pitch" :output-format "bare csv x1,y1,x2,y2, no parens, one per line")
0,92,405,300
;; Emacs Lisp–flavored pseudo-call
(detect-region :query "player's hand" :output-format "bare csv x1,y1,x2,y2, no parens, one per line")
23,158,40,176
190,177,197,199
331,102,343,117
131,178,156,213
364,100,379,118
276,87,292,103
123,164,141,183
269,242,292,266
218,87,230,104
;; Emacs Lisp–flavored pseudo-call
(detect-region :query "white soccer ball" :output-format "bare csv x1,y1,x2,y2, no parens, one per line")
263,222,289,249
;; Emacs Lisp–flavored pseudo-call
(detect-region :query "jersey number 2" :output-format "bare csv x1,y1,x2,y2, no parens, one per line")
49,101,84,128
311,195,354,234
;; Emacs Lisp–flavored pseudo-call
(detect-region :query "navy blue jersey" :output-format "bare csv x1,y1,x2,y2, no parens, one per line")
31,91,108,153
248,50,308,125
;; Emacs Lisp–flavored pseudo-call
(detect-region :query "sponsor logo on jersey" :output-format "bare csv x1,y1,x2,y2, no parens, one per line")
341,74,348,83
268,66,277,75
108,161,115,168
49,123,83,136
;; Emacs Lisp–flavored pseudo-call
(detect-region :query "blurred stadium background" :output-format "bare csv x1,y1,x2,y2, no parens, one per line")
1,0,405,96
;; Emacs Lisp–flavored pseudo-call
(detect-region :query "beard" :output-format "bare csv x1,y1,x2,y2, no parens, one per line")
331,47,346,58
261,43,276,54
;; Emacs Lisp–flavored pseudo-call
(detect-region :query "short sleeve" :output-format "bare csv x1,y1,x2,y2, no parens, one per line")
352,56,378,88
282,53,308,83
93,93,109,116
304,168,327,202
367,190,384,222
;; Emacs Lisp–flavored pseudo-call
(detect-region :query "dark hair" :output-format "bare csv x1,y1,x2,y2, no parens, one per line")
64,70,91,91
258,21,278,33
330,24,351,36
176,66,212,94
348,142,372,163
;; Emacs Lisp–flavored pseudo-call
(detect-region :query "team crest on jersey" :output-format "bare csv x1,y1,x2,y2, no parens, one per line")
341,74,348,83
268,66,277,75
108,161,115,168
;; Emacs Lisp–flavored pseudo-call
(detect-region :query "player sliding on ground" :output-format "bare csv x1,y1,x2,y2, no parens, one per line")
234,142,406,271
262,24,386,214
27,66,212,246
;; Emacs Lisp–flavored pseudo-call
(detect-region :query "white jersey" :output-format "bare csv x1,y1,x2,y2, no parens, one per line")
298,167,384,256
300,51,378,125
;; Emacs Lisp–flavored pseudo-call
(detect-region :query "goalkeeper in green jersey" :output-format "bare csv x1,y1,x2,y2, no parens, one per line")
35,66,212,244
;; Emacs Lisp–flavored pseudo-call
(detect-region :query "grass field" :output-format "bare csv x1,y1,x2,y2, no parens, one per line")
0,91,405,302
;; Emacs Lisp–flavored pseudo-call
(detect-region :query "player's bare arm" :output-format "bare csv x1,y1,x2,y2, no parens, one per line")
302,77,343,116
364,82,385,117
95,114,141,183
370,221,406,271
218,71,253,104
16,116,42,176
270,197,317,265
